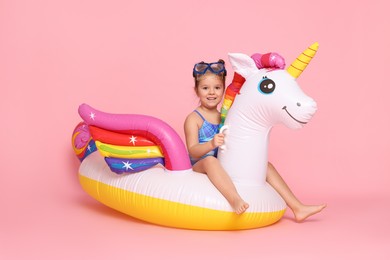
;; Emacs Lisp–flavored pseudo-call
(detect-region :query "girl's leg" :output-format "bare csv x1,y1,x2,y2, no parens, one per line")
266,162,326,222
193,156,249,214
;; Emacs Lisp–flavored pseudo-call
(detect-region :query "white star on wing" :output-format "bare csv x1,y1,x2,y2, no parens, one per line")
89,112,96,120
129,136,137,145
122,161,133,171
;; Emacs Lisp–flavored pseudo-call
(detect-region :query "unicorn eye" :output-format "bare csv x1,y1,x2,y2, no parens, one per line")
258,76,276,94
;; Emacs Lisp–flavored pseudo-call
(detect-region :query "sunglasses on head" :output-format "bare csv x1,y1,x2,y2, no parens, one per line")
193,61,227,77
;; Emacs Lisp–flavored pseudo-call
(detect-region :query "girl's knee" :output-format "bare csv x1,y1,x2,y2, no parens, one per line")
202,156,221,170
192,156,219,173
203,156,218,164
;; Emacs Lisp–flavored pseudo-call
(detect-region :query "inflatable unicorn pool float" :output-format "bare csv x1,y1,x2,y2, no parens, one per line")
72,43,319,230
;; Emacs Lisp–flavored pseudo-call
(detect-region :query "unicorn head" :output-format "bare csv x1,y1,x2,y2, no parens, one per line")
227,43,319,130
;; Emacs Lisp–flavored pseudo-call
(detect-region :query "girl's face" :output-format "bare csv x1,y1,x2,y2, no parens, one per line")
195,73,224,110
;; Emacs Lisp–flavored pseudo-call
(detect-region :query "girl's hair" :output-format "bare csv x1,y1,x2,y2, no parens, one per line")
193,59,226,91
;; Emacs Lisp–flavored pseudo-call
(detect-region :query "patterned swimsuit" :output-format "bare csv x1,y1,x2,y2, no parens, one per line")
190,110,220,166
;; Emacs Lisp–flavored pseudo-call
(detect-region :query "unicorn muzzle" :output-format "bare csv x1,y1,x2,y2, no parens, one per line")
283,99,317,126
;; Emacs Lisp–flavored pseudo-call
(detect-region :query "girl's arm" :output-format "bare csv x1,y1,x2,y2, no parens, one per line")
184,113,218,159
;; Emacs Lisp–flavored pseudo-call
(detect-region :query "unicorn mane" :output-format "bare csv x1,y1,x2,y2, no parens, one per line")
220,72,245,127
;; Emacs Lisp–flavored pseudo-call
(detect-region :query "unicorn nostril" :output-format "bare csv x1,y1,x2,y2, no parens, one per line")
297,102,301,107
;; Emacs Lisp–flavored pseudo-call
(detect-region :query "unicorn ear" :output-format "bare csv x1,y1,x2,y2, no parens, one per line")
228,53,258,79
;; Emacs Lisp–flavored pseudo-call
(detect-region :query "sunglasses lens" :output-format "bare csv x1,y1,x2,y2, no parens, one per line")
194,63,209,73
210,63,224,73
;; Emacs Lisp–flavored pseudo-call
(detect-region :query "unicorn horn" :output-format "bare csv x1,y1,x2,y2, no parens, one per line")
287,42,319,79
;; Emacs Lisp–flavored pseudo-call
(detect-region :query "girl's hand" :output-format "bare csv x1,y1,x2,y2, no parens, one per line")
212,133,225,148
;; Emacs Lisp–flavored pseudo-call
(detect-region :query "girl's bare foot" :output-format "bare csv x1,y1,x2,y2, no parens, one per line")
232,200,249,215
293,204,327,222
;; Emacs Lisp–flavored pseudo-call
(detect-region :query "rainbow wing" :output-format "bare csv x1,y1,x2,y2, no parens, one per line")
72,123,166,174
90,126,165,174
72,104,192,174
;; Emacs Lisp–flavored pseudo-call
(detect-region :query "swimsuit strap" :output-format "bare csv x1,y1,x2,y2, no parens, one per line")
193,110,206,122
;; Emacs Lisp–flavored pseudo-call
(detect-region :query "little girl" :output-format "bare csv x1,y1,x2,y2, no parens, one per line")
184,59,326,219
184,60,249,215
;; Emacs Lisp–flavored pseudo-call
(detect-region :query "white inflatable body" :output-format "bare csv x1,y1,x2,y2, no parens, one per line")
74,43,319,230
80,152,285,230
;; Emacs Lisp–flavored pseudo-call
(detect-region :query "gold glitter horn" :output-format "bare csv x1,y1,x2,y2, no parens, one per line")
287,42,319,79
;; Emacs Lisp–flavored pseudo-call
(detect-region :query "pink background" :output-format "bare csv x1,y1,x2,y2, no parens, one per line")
1,0,389,259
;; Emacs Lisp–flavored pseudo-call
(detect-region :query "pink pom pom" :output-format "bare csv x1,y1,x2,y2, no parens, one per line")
251,52,285,70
